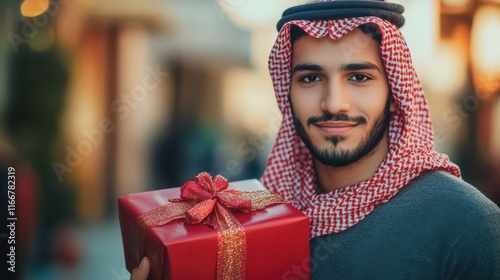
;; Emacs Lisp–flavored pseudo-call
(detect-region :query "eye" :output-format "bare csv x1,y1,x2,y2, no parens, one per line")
348,74,370,82
299,74,321,83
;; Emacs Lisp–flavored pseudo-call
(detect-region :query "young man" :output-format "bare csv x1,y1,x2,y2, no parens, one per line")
261,0,500,279
132,1,500,279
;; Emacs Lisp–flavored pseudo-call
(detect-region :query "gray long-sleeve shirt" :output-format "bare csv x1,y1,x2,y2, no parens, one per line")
309,171,500,280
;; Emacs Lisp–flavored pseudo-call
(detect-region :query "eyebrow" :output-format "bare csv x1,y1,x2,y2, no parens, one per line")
292,63,324,74
291,62,381,75
340,62,381,72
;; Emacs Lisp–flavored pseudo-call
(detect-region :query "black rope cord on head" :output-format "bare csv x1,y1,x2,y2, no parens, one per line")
277,0,405,31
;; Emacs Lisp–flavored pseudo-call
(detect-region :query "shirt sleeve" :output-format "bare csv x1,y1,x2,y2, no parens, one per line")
444,212,500,280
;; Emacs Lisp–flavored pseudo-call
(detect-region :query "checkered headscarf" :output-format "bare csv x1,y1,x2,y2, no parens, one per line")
261,16,461,238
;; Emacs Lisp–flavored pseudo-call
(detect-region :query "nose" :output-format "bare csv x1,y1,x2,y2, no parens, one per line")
320,80,351,114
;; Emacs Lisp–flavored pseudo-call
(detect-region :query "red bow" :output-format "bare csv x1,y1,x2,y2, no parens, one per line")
137,172,285,280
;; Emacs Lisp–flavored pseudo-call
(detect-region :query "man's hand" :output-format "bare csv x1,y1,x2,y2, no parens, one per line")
130,257,150,280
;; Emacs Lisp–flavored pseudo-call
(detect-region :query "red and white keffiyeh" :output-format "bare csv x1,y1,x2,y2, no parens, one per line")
261,15,461,238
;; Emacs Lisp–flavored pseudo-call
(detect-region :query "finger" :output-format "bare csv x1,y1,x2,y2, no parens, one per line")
130,256,150,280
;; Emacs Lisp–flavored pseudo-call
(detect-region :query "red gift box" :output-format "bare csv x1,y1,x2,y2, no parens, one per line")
118,178,310,280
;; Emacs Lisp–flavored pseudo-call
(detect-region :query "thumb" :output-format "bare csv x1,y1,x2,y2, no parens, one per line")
130,257,150,280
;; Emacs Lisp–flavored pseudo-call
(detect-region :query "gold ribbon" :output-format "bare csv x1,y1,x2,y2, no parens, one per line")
136,172,285,280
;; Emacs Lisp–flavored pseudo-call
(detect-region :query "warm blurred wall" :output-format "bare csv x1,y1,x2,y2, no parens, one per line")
60,24,110,221
55,0,170,220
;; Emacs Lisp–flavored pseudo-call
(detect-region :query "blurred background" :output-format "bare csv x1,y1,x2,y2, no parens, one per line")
0,0,499,279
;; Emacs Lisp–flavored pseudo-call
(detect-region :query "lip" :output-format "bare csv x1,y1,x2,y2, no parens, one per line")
314,121,358,135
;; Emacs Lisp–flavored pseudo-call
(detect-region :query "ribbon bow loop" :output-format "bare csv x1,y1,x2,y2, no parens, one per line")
181,172,229,201
185,198,217,224
217,190,253,213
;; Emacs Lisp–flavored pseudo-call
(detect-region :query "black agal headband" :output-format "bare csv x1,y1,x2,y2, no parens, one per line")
276,0,405,31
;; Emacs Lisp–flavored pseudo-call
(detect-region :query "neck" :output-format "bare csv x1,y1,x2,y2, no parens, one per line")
315,134,389,193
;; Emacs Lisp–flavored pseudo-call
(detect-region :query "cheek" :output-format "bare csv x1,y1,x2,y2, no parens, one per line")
350,86,389,117
290,88,322,121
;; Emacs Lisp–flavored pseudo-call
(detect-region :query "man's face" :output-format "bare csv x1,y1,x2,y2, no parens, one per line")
290,28,395,167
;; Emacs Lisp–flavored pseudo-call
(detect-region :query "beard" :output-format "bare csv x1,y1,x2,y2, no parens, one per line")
293,98,392,167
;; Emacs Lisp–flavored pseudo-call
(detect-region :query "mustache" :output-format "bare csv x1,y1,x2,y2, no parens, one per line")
307,113,367,126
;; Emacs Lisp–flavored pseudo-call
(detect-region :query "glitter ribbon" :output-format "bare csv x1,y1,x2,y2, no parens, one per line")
136,172,285,280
